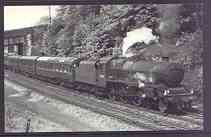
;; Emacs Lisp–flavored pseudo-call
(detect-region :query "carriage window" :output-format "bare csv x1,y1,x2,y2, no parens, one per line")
25,60,28,66
63,64,67,72
55,63,58,71
59,64,62,72
45,62,49,69
43,62,45,68
51,63,54,70
63,65,66,72
39,62,42,68
26,60,29,66
62,64,64,72
73,62,79,68
43,62,46,68
66,65,69,72
8,46,14,53
61,64,63,72
25,60,27,66
49,63,52,70
69,65,72,72
46,63,48,69
56,63,59,71
54,63,57,71
57,63,59,71
62,64,65,72
98,63,105,74
66,65,68,72
56,63,60,72
27,60,31,65
29,60,33,66
41,62,45,68
23,60,25,66
60,64,63,72
45,62,48,70
66,65,71,73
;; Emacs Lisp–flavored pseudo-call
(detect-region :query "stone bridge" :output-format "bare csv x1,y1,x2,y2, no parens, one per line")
4,25,48,56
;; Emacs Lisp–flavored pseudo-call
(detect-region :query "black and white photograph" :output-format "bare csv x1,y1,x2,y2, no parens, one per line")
4,3,203,132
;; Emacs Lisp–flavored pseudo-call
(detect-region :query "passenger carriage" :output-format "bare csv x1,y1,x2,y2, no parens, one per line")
18,56,39,75
36,57,80,84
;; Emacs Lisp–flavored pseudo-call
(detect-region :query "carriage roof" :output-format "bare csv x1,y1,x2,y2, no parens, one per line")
20,56,39,60
37,56,79,64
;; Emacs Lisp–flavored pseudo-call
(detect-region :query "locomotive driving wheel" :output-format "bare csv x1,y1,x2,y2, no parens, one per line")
108,93,116,101
184,101,192,110
175,103,183,113
118,85,128,104
108,87,117,101
119,96,128,104
158,99,168,113
131,96,142,106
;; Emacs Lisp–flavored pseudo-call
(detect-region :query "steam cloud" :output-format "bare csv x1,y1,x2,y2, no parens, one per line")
122,27,158,57
122,4,182,57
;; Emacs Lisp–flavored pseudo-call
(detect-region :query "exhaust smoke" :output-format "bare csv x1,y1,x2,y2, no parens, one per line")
122,27,159,57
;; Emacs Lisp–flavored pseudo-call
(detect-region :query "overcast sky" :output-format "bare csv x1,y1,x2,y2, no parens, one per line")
4,6,58,30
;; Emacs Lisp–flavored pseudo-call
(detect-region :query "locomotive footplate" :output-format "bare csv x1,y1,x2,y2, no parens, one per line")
164,87,196,103
166,94,196,103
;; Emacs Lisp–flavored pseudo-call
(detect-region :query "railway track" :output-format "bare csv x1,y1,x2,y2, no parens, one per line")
106,99,203,126
5,70,203,130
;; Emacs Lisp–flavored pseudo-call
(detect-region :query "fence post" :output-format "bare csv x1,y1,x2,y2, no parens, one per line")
25,118,31,133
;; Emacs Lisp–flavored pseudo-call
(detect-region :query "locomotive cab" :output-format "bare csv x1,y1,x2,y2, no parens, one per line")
75,56,114,88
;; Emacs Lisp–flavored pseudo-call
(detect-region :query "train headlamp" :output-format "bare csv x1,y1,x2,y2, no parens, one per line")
148,73,155,83
164,89,170,96
148,76,154,83
142,94,146,98
134,72,154,84
190,89,194,94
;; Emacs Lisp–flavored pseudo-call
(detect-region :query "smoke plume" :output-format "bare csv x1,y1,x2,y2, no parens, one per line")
122,27,158,57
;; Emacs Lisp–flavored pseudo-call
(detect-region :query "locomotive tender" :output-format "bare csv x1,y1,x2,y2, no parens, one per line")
4,54,196,113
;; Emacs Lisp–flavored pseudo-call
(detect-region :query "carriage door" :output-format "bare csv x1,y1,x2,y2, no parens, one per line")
96,61,106,87
18,43,24,55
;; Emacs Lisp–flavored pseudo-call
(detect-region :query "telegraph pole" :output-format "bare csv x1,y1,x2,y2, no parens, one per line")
43,5,52,56
48,6,52,31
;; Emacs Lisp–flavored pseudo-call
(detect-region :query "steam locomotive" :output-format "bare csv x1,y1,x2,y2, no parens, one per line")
4,54,195,113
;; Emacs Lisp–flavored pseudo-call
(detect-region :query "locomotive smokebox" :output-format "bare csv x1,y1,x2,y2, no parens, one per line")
151,62,185,87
